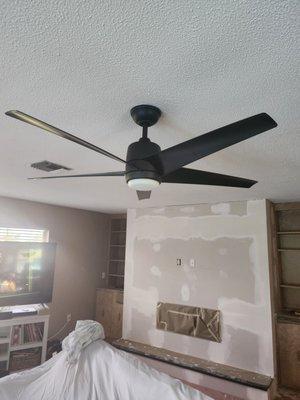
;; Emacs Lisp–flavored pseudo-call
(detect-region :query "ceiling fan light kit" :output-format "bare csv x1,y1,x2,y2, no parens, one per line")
5,104,277,201
127,178,160,191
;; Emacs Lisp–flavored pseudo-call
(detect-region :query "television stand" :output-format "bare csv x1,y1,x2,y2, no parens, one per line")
0,304,49,373
0,312,13,320
0,305,40,320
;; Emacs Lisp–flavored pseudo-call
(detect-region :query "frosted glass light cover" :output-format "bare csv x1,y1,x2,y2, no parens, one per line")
128,178,160,191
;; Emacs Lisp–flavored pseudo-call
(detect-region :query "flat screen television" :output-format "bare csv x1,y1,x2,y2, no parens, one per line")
0,242,56,307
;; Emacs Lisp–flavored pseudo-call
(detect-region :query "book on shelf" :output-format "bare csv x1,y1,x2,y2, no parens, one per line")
11,323,44,346
11,325,22,346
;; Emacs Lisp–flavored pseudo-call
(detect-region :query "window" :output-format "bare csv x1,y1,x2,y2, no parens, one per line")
0,227,49,242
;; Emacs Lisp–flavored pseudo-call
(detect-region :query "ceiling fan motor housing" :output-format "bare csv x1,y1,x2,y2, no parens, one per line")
126,138,161,183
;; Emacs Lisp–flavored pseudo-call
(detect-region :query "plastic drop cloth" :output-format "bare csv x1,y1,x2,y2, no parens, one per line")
0,320,212,400
62,319,105,363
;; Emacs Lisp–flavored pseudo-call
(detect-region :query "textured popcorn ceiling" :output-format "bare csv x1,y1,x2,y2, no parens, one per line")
0,1,299,212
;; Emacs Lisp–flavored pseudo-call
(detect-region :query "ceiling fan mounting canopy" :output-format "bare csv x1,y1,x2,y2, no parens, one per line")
130,104,161,127
5,104,278,201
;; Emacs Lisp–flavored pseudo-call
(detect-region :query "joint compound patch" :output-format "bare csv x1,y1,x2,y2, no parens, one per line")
181,284,190,301
153,243,161,252
218,248,228,255
150,265,162,277
211,203,230,215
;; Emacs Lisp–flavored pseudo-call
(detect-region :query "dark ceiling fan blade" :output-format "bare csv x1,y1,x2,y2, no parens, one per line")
162,168,257,188
28,171,125,180
146,113,277,176
5,110,127,165
136,190,151,200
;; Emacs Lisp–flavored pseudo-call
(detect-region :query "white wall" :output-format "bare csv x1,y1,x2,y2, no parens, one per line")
0,195,110,337
123,200,274,376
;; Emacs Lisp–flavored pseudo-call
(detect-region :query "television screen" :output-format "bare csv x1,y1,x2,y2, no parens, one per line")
0,242,56,306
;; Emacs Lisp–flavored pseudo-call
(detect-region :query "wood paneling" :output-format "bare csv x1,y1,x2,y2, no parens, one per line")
95,288,123,341
275,203,300,211
278,210,300,232
267,201,300,395
107,216,126,289
277,322,300,390
269,202,300,313
266,200,282,313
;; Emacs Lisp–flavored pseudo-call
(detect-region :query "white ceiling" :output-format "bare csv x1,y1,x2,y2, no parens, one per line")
0,1,299,213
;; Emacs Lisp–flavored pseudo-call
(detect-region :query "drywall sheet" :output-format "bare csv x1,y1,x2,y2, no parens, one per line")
123,200,274,376
157,302,221,342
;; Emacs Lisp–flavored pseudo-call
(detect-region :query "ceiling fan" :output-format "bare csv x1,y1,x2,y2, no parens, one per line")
5,105,277,200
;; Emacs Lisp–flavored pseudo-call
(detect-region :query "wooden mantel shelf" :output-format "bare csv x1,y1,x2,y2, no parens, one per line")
113,339,272,391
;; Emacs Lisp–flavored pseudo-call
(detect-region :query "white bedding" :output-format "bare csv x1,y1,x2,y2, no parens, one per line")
0,322,213,400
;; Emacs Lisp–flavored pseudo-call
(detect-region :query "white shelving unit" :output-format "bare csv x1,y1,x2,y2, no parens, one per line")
0,313,49,372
